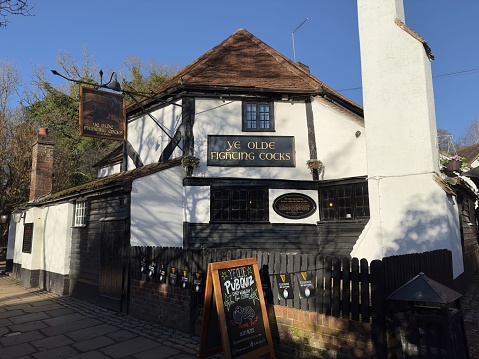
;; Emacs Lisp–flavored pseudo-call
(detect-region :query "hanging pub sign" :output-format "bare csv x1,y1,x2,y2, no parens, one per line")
207,135,295,167
194,272,203,293
158,263,167,284
296,271,315,299
276,273,294,300
79,87,126,141
181,270,189,289
199,258,275,359
273,193,317,220
169,267,178,286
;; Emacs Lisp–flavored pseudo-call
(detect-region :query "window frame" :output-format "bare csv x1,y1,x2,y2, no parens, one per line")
242,101,275,132
22,223,33,253
74,200,87,227
211,187,269,223
319,183,370,221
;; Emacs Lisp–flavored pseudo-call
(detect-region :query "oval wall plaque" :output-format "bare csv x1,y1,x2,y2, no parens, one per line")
273,193,317,220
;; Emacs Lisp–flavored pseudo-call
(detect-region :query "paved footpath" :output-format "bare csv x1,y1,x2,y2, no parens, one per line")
0,275,209,359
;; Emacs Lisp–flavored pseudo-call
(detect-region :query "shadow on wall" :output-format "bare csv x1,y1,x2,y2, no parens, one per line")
382,190,460,264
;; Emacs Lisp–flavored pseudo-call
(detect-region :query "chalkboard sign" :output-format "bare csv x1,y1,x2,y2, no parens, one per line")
199,258,275,359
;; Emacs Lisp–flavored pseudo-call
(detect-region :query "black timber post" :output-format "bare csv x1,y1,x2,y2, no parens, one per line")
305,98,319,181
183,97,195,156
370,259,387,358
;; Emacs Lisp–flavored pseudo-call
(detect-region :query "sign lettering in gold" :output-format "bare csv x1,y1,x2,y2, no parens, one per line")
208,135,295,167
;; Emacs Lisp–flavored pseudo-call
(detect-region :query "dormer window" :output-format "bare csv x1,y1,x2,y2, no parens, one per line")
242,101,274,131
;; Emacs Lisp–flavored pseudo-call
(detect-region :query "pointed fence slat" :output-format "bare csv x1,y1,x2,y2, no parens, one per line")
341,257,351,319
331,256,341,317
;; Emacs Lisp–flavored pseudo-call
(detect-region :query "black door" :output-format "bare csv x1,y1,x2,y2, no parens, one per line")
98,219,128,312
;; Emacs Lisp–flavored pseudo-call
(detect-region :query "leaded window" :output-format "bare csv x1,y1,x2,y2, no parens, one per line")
320,183,369,221
243,101,274,131
211,187,268,222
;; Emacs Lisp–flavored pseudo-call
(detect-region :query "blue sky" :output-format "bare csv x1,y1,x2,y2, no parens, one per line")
1,1,478,141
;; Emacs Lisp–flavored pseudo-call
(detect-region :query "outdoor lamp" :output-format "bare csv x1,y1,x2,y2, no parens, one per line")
12,208,24,223
0,211,9,224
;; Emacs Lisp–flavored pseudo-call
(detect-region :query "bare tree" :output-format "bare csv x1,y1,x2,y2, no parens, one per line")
457,117,479,148
0,0,35,28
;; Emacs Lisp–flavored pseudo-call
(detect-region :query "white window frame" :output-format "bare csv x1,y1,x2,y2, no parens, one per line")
74,200,87,227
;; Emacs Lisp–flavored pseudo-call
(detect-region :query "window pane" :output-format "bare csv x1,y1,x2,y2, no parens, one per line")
320,189,335,220
211,187,268,222
259,104,270,129
74,200,87,226
245,103,257,129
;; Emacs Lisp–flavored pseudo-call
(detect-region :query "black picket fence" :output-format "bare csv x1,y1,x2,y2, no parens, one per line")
130,246,453,323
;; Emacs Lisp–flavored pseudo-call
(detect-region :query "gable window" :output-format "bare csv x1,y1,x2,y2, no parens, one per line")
211,187,268,222
74,200,87,227
320,183,369,221
243,101,274,131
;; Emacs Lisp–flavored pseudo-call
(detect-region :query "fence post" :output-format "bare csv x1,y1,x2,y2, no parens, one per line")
370,259,387,359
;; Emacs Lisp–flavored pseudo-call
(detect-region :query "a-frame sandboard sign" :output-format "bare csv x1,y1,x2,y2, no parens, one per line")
199,258,275,359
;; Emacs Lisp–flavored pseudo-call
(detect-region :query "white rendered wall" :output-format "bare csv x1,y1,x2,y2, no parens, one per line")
98,162,121,177
355,0,463,277
12,204,73,276
185,186,210,223
313,97,367,180
13,208,42,271
41,203,73,275
130,166,184,247
6,217,16,261
127,101,183,168
192,98,366,181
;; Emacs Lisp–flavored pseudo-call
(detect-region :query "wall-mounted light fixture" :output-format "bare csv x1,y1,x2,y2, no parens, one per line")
12,208,25,223
355,130,362,138
0,211,9,224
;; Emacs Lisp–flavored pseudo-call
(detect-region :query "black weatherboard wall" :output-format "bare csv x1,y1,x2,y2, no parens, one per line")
183,177,368,256
69,190,130,312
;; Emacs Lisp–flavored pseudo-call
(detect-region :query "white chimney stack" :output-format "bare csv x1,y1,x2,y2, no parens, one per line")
353,0,463,277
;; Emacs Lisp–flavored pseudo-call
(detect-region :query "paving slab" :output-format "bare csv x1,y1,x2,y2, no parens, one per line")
0,276,204,358
0,329,46,347
106,329,140,342
8,311,51,324
131,345,181,359
31,333,75,350
40,317,102,337
32,344,80,359
65,323,119,342
72,335,116,352
0,342,37,359
9,319,49,333
100,337,163,357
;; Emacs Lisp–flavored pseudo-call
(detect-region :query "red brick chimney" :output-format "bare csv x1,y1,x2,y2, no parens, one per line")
30,128,55,201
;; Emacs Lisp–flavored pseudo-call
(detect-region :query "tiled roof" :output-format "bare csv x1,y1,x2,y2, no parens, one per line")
458,143,479,165
131,29,360,112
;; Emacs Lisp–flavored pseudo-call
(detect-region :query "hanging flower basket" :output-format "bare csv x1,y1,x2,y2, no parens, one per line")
446,160,461,172
441,155,467,172
306,159,323,174
181,155,200,177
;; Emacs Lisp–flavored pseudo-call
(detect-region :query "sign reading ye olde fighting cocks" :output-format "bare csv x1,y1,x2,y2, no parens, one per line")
79,87,126,141
207,135,295,167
